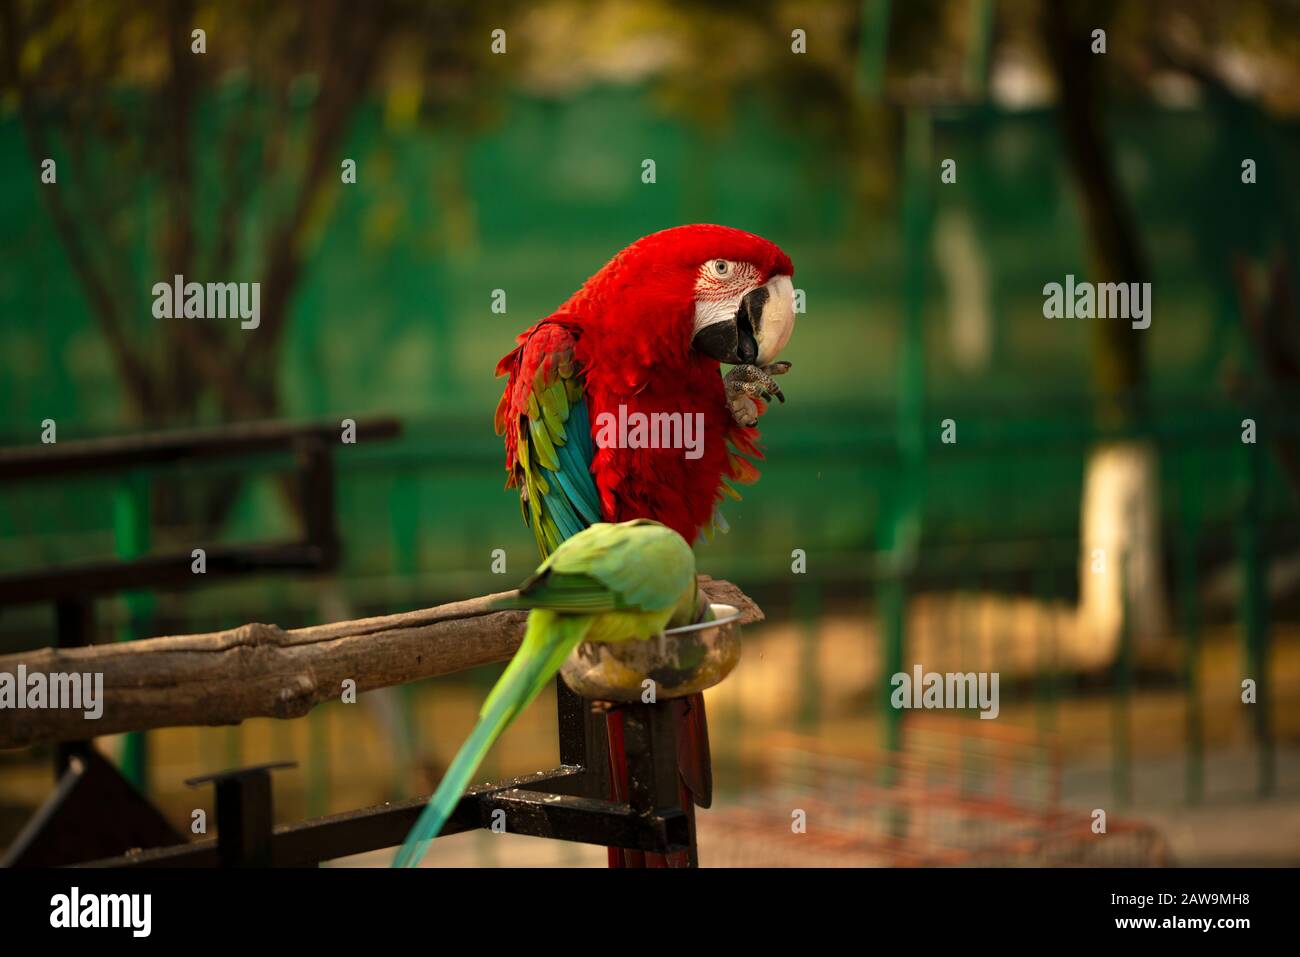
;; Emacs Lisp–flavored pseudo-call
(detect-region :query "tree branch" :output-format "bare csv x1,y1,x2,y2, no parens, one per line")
1040,1,1149,426
0,577,762,748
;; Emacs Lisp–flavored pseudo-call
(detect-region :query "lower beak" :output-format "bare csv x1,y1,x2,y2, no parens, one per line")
692,274,796,366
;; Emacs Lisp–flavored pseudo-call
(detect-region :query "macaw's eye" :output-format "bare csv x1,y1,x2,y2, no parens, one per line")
712,259,730,276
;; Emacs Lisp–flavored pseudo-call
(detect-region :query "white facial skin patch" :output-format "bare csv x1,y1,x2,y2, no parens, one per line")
691,260,796,366
692,259,759,337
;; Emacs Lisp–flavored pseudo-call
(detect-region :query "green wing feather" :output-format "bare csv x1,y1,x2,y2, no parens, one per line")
511,337,602,559
560,520,698,611
504,520,697,614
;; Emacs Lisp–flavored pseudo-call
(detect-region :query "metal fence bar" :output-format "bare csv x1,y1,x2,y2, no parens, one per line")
1238,436,1274,796
1176,450,1204,803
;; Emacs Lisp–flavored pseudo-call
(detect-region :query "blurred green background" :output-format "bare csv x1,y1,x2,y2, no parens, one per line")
2,0,1299,865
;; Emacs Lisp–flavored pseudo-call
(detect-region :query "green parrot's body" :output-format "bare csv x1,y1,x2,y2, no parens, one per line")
394,519,698,868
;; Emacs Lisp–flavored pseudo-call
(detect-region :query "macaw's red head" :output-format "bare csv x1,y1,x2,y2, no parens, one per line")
568,224,796,368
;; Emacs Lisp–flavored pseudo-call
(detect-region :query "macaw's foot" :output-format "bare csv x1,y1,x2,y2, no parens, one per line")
724,361,792,427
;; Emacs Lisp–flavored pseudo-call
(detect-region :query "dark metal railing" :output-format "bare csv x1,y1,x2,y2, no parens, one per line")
70,685,695,868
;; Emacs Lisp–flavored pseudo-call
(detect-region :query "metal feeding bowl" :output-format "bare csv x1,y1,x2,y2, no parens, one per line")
560,603,743,702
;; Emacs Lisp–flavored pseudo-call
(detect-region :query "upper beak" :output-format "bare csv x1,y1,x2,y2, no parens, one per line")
692,274,796,366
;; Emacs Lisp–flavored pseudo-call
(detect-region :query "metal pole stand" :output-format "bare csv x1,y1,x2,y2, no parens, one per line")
603,697,700,867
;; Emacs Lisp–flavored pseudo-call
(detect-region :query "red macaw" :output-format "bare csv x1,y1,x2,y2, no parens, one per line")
494,223,796,866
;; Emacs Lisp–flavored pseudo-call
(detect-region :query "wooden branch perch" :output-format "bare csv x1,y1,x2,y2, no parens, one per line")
0,577,762,749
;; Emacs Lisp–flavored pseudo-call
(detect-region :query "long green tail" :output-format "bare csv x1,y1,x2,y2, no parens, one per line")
392,611,593,868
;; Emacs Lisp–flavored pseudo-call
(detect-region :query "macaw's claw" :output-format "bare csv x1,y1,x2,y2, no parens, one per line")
724,362,793,427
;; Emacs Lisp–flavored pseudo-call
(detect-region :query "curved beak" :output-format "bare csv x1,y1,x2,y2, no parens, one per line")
692,274,796,366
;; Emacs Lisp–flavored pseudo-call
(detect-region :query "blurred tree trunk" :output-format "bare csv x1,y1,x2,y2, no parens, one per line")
1042,1,1170,655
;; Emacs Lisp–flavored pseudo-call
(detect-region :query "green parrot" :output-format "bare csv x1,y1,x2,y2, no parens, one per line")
393,519,700,868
